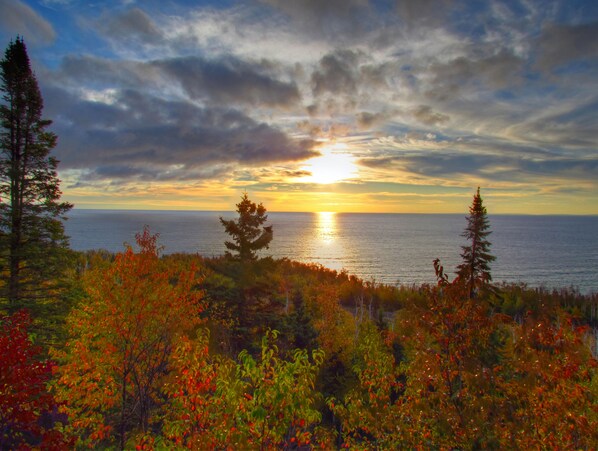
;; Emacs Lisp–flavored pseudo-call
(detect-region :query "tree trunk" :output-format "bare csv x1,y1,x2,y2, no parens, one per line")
8,228,21,304
8,121,22,304
120,370,127,451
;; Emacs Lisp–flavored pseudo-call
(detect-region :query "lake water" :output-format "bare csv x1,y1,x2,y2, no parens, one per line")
63,210,598,294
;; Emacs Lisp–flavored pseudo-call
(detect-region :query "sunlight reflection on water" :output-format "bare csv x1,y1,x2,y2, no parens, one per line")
317,212,336,245
312,212,345,272
65,210,598,293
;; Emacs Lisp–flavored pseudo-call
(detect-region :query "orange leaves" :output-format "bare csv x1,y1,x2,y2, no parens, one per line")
311,284,356,364
390,279,598,449
498,311,598,448
41,239,597,448
161,330,219,448
52,227,205,448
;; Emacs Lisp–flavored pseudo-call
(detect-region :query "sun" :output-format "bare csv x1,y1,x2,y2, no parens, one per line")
303,142,358,184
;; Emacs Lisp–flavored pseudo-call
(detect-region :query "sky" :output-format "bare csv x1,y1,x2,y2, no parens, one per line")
1,0,597,214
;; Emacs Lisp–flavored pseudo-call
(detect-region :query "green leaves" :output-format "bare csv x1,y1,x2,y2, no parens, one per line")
161,328,327,449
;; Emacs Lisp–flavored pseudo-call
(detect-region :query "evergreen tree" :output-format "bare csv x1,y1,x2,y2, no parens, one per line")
288,291,318,351
0,38,72,306
456,187,495,299
220,193,273,261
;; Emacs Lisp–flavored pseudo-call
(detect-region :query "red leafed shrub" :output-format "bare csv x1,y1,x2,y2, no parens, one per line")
0,309,70,449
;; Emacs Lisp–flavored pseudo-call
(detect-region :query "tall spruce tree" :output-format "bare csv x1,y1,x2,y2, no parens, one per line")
220,193,273,261
0,38,72,306
456,187,495,299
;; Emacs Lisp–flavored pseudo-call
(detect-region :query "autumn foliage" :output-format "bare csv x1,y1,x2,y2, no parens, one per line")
333,271,597,449
165,330,326,449
499,312,597,448
52,227,204,448
2,223,595,449
0,309,70,449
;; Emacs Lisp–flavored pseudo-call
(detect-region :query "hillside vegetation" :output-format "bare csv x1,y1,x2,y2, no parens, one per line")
1,194,597,449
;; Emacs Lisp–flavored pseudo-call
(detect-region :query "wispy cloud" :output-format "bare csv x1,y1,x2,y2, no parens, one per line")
2,0,596,212
0,0,56,45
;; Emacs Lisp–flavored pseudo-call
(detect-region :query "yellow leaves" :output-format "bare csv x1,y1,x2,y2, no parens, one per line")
52,228,207,448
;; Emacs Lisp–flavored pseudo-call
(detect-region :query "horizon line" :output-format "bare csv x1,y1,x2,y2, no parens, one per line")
66,207,598,217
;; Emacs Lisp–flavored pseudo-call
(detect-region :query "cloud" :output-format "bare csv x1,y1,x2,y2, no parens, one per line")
307,49,377,117
81,162,234,183
356,110,400,129
509,97,598,148
426,49,523,100
536,21,598,70
356,111,385,128
98,7,163,44
56,55,154,89
411,105,450,126
156,56,301,107
402,153,511,179
311,49,362,96
44,86,317,182
0,0,56,45
148,5,332,64
259,0,372,41
40,0,73,5
252,167,313,182
358,133,598,187
53,54,301,108
296,120,325,137
395,0,458,27
281,169,312,178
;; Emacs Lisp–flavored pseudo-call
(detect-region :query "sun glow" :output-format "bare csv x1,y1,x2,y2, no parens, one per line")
303,142,358,184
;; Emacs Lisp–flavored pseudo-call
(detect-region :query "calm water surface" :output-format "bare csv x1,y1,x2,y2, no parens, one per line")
64,210,598,294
